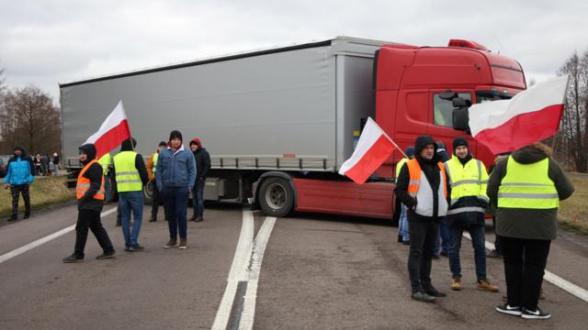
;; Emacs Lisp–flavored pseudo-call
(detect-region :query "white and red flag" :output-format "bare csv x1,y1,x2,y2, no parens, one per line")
339,117,397,184
84,101,131,159
469,75,569,155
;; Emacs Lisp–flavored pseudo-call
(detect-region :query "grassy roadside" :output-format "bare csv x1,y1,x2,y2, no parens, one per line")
0,176,75,219
558,175,588,235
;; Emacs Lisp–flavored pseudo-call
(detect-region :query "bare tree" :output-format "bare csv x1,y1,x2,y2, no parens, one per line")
558,50,588,172
0,86,61,155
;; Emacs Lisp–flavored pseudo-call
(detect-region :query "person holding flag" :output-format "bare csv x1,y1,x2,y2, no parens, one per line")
63,143,115,263
394,136,450,303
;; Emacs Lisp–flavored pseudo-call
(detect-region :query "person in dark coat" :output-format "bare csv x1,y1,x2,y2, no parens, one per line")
434,141,451,258
189,137,211,222
63,143,115,263
489,143,574,319
395,135,450,303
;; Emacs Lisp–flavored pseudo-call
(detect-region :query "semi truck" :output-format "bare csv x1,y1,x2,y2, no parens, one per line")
59,36,526,219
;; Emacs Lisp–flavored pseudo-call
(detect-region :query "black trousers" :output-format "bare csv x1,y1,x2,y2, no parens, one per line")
151,183,161,218
10,184,31,216
501,236,551,310
408,220,439,294
74,209,115,258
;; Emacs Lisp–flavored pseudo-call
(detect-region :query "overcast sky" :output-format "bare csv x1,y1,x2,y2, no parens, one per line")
1,0,587,103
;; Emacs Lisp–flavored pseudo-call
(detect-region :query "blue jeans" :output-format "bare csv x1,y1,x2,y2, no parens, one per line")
448,215,487,281
192,178,205,218
119,191,144,248
397,204,410,242
162,186,190,240
434,216,451,256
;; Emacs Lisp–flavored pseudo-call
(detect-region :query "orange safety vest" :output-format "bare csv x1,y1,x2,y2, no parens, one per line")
407,158,448,198
76,159,105,200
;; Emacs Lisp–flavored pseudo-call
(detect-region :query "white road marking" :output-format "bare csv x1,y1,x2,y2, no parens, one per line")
211,209,254,330
239,217,276,330
463,232,588,303
0,207,118,265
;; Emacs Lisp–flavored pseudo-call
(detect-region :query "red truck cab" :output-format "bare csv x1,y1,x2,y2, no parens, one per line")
374,39,527,175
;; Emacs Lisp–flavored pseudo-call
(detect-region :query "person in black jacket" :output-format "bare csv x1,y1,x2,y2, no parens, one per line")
394,135,450,303
189,137,211,222
63,144,115,263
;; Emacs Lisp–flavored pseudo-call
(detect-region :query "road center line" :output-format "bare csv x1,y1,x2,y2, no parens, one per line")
0,207,118,265
211,209,254,330
463,232,588,303
238,216,277,330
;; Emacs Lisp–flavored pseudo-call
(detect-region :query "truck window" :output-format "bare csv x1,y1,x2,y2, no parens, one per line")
433,93,471,127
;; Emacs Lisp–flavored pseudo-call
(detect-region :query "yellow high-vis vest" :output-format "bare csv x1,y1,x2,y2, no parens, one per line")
99,153,112,175
445,156,489,208
498,156,559,209
114,151,142,192
396,157,408,179
153,152,159,174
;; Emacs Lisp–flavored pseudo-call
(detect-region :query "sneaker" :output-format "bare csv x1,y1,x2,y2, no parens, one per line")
189,216,196,222
178,239,188,250
440,251,449,257
164,239,177,249
477,279,499,292
9,215,17,221
486,249,502,258
402,240,410,246
63,254,84,263
411,291,436,303
133,244,145,251
96,251,116,260
496,303,522,316
194,217,203,222
451,278,462,291
424,286,447,297
149,217,157,222
521,307,551,320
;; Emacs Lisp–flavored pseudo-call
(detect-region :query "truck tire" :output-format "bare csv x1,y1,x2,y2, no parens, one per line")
143,181,154,205
258,177,294,218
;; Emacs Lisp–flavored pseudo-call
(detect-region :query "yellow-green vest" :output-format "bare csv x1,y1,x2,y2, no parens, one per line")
498,156,559,209
396,157,408,179
153,152,159,174
114,151,142,192
445,156,489,206
99,153,112,175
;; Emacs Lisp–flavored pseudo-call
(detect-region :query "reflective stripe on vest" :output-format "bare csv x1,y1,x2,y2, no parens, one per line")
114,151,142,192
76,160,105,200
153,152,159,174
497,156,558,209
396,157,408,179
445,156,489,214
406,158,448,217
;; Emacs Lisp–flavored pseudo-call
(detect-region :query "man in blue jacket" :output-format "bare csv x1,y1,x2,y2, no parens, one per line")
3,146,35,221
156,130,196,250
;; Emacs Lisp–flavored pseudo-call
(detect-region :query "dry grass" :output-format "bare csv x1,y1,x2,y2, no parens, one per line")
559,174,588,235
1,176,75,218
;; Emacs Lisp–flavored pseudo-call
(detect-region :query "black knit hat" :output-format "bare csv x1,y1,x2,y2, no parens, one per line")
453,137,469,151
169,130,182,142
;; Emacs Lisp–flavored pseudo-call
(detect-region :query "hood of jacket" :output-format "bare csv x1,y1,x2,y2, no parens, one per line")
120,138,137,152
79,144,97,164
12,146,27,159
415,135,440,164
511,143,550,165
190,137,202,148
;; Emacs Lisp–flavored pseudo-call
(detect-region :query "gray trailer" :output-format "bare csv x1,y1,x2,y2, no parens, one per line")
60,36,387,216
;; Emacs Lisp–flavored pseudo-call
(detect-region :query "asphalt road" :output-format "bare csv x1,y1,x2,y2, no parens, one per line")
1,204,587,330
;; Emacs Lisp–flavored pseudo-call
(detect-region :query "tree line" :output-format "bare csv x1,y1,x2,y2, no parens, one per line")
0,67,61,158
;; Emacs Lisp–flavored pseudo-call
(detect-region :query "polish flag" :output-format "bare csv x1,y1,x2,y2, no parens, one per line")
339,117,397,184
469,75,569,155
84,101,131,159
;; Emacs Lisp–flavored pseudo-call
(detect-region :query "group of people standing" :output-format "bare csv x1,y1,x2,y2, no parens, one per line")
33,153,60,176
394,135,574,320
63,129,211,262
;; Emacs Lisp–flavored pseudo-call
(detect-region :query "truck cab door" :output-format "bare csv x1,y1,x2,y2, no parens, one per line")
427,89,476,157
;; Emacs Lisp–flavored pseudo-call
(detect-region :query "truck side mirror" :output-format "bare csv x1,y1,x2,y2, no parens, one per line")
452,97,472,133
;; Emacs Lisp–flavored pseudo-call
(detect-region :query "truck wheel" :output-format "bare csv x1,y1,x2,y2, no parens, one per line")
258,177,294,218
143,181,154,205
